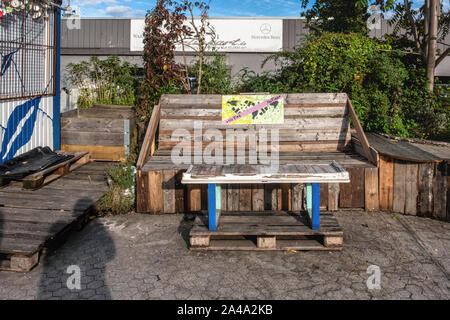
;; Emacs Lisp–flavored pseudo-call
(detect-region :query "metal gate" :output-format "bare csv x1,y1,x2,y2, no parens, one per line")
0,3,60,162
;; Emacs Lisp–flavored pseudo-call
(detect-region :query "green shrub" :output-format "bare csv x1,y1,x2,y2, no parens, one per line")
66,56,141,109
237,33,448,140
190,55,233,94
97,165,136,215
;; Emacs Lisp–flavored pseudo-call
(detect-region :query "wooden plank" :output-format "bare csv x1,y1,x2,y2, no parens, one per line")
77,105,134,119
162,170,176,214
364,167,379,211
281,184,291,211
257,236,276,249
251,184,265,211
201,185,208,211
175,170,186,213
347,99,377,165
433,161,447,220
404,164,419,215
159,131,351,144
239,184,252,211
365,133,446,162
221,184,228,213
137,170,151,212
328,183,339,211
291,183,304,211
61,118,125,133
61,131,124,146
264,184,276,211
417,163,434,217
188,184,202,212
352,137,379,166
0,207,76,224
379,156,394,211
319,182,328,210
160,117,349,131
61,145,125,161
161,106,347,117
148,170,163,214
393,161,407,213
350,168,365,208
339,174,353,208
137,104,161,169
274,185,282,211
161,93,348,106
230,185,240,211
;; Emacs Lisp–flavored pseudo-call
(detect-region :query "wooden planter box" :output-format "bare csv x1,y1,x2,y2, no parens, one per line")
61,104,136,161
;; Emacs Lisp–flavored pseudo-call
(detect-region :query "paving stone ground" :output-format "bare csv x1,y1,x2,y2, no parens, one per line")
0,211,449,300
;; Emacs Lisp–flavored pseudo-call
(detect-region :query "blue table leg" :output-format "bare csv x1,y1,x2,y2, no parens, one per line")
311,183,320,230
306,183,312,220
208,184,221,231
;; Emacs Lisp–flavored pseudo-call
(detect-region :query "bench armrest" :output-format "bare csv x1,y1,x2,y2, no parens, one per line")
137,104,161,169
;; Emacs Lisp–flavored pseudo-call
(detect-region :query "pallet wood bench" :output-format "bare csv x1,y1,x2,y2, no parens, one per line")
182,162,350,231
136,93,377,214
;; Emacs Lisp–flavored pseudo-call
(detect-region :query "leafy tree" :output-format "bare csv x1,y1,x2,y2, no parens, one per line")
300,0,371,34
190,55,232,94
238,33,448,139
359,0,450,90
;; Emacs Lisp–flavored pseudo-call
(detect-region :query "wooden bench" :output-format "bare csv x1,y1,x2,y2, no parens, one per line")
136,93,377,214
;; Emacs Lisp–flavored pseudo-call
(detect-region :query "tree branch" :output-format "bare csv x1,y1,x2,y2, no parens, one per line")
404,0,423,56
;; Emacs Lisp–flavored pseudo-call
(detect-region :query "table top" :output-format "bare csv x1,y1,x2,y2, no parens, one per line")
181,161,350,184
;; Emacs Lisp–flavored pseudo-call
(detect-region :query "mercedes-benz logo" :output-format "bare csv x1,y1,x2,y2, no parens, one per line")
260,23,271,35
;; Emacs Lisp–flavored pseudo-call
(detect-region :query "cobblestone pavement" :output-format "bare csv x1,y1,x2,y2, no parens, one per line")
0,211,449,300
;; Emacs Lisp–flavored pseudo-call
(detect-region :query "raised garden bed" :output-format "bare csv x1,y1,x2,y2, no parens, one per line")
61,104,136,161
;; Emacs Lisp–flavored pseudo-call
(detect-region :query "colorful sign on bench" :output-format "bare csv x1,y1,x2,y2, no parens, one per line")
222,94,285,125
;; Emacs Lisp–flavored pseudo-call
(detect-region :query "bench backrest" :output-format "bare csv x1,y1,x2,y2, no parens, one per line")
157,93,351,153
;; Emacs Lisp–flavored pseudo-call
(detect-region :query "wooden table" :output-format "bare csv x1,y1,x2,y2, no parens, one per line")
182,162,350,231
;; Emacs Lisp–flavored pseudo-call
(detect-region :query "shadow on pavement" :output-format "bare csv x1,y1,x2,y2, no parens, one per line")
36,199,116,300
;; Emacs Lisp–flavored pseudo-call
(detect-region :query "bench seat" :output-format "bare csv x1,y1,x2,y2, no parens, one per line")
142,150,374,171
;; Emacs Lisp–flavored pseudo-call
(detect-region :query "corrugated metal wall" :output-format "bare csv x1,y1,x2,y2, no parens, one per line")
0,96,54,162
0,8,60,162
61,18,450,54
61,18,131,55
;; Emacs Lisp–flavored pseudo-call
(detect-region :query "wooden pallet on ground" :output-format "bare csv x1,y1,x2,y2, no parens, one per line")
189,211,343,251
0,151,90,190
0,161,111,272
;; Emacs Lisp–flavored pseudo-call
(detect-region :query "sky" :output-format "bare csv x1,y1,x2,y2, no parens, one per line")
69,0,448,18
